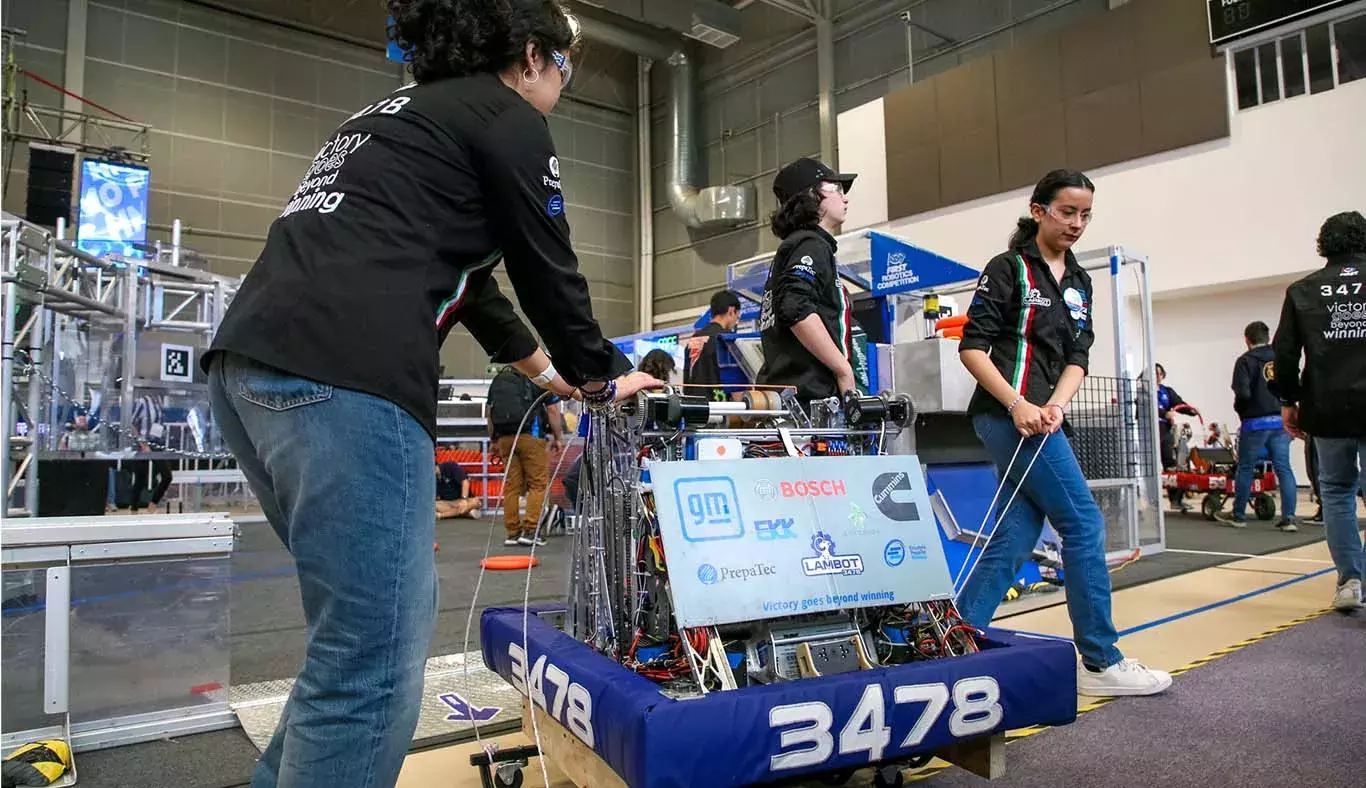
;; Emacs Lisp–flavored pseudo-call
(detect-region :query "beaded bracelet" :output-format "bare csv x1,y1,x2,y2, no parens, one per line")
580,380,617,410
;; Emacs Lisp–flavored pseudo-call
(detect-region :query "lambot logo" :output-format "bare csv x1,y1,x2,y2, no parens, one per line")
801,531,864,577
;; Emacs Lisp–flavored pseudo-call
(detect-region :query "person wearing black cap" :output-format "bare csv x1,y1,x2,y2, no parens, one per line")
756,157,859,404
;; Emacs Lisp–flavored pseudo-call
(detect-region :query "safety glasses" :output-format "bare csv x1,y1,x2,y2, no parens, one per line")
552,51,574,90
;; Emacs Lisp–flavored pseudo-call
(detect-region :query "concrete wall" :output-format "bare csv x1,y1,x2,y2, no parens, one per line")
649,0,1108,320
2,0,638,379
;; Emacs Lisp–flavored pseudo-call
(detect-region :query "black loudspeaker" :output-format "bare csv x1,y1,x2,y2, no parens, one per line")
25,146,75,227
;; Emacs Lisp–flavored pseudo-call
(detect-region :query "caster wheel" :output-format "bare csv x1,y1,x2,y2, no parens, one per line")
873,765,906,788
1254,493,1276,521
494,764,524,788
1201,494,1223,521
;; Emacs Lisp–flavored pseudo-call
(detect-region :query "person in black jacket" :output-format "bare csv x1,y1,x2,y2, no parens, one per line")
684,290,742,400
756,157,858,405
199,4,658,786
957,169,1170,697
1217,321,1297,530
1273,210,1366,612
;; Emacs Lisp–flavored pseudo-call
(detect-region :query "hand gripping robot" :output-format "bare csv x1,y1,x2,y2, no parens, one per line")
478,387,1078,788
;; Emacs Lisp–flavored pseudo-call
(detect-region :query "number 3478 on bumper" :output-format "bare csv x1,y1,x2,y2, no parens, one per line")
770,677,1002,771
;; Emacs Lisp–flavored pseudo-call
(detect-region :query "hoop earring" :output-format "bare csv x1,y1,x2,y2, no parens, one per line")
522,69,541,85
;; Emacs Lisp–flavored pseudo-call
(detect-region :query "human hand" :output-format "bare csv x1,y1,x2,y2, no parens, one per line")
1281,405,1304,439
612,371,665,402
1041,404,1066,434
1012,401,1046,437
835,365,857,397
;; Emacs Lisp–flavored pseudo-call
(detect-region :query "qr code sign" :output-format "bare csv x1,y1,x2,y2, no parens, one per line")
161,344,194,382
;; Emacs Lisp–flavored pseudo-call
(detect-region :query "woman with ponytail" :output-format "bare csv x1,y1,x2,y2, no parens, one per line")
957,169,1172,697
203,3,658,786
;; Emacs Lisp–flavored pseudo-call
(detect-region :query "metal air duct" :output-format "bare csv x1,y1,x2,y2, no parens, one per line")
577,16,756,229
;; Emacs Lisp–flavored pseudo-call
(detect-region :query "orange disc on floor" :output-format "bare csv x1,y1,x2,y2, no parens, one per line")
481,555,540,571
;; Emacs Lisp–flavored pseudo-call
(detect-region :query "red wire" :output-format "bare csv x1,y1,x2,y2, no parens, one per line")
21,69,136,123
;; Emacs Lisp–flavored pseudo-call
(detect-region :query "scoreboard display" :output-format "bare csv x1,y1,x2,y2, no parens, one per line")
1209,0,1352,45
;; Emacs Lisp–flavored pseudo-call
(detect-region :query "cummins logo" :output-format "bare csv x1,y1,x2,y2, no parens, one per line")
872,471,920,522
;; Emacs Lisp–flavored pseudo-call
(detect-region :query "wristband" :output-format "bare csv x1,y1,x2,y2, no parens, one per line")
531,360,557,387
580,380,616,409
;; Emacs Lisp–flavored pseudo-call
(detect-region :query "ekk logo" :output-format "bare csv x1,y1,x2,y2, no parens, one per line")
675,477,743,542
801,531,864,577
755,517,797,541
872,472,921,522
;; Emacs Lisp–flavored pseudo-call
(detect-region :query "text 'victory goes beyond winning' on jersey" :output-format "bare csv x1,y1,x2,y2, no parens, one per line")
206,74,631,437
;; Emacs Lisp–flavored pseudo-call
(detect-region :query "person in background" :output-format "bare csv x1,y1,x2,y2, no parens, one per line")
130,392,174,514
488,364,564,547
958,169,1170,697
685,290,742,401
1216,321,1297,531
1155,363,1200,512
756,157,858,406
435,460,481,519
1273,210,1366,612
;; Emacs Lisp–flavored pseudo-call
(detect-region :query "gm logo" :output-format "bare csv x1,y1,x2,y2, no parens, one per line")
755,518,797,541
872,471,921,522
697,564,719,585
675,477,743,542
883,539,906,567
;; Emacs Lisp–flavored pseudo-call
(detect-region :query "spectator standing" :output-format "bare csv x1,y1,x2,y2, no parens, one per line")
1216,321,1297,531
487,365,564,547
684,290,742,401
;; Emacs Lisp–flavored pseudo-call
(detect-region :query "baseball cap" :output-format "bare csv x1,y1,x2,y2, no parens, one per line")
772,157,856,204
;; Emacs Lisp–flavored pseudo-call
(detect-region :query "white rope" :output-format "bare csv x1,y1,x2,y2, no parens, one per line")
459,389,553,753
518,413,580,788
951,432,1051,600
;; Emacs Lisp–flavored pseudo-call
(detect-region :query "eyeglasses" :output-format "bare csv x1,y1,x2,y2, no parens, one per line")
818,181,845,196
552,51,573,90
1044,205,1093,226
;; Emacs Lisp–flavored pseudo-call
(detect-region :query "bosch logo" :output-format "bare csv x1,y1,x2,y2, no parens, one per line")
780,480,847,498
754,480,776,501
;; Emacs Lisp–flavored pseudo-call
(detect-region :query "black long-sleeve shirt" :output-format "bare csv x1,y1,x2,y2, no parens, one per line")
684,321,727,401
1272,252,1366,438
205,74,629,437
960,241,1095,418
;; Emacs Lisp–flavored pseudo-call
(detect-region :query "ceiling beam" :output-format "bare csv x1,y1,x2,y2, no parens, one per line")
754,0,819,23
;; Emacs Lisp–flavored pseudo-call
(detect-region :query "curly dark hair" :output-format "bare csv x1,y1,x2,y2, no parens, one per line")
387,0,578,84
769,189,822,239
637,349,675,381
1317,211,1366,258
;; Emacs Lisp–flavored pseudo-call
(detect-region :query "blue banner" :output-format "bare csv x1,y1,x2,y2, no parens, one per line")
868,231,980,295
482,607,1077,788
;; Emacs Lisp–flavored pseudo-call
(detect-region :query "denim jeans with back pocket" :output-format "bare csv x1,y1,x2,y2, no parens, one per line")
956,414,1124,670
208,352,437,788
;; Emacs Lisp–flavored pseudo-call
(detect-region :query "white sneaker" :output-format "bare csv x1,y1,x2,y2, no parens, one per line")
517,533,547,547
503,536,520,547
1332,579,1363,612
1077,659,1172,697
470,508,482,520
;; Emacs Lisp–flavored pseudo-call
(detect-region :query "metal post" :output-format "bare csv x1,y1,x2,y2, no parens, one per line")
901,11,915,85
815,7,836,168
2,228,21,514
23,243,53,516
212,280,226,335
119,265,138,450
1108,246,1140,552
1136,254,1165,551
171,219,182,267
636,57,654,333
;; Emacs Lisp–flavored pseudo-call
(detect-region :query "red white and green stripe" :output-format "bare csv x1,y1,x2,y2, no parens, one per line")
1011,254,1035,394
435,251,504,330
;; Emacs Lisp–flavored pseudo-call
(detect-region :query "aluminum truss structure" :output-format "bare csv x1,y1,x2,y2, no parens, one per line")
2,214,238,517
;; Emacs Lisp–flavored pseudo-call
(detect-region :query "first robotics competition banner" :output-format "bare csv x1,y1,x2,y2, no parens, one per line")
481,609,1077,788
648,455,954,626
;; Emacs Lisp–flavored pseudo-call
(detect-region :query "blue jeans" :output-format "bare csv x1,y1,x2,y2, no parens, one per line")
1316,437,1365,585
958,414,1123,670
1233,428,1296,520
208,353,437,788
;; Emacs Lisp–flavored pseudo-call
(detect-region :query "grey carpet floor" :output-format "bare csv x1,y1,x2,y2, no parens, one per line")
916,609,1366,787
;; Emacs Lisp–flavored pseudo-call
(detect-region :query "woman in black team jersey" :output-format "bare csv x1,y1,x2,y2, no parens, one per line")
956,170,1171,699
202,3,656,787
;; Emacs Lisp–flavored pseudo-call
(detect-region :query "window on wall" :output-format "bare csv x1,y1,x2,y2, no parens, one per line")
1230,10,1364,110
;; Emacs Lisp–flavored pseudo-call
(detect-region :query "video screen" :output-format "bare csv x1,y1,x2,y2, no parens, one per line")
76,159,150,259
